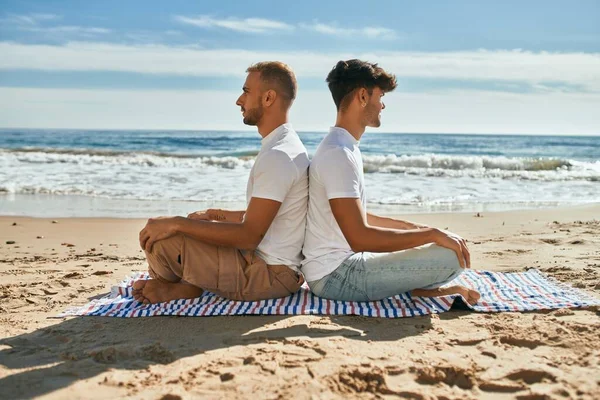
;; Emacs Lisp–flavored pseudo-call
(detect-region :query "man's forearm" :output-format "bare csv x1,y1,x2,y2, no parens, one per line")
174,216,258,249
208,209,245,223
351,226,438,253
367,213,428,230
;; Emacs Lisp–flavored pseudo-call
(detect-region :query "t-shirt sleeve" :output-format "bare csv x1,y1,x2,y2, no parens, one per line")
250,151,297,203
318,148,361,200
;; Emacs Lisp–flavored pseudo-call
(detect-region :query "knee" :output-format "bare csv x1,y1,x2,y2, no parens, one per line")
429,244,462,273
147,233,184,257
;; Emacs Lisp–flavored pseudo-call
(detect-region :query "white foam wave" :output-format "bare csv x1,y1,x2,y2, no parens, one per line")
361,154,599,181
0,149,598,208
1,148,254,170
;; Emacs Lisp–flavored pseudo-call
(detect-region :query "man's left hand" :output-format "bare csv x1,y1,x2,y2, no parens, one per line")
139,216,180,252
439,229,471,269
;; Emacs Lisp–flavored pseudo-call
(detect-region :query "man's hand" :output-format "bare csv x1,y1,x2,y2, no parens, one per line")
174,199,278,250
432,229,471,269
139,216,181,252
187,210,213,221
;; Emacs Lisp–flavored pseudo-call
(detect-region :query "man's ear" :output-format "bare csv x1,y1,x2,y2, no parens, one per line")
358,88,369,107
263,89,277,107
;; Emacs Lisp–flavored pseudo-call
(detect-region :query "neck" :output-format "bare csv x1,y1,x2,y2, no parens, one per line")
334,113,365,141
257,113,288,138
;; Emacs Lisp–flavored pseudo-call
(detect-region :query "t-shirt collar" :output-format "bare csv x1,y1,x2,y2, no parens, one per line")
329,126,360,146
261,123,292,148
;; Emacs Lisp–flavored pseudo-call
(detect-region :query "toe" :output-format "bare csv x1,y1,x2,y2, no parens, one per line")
467,290,481,305
132,280,147,291
469,289,481,300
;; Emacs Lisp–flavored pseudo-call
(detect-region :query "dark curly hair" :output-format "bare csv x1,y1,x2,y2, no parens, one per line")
326,59,397,111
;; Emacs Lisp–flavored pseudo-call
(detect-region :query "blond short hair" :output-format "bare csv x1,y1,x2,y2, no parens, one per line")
247,61,297,106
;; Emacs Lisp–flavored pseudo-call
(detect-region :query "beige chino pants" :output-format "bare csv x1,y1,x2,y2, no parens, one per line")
144,233,304,301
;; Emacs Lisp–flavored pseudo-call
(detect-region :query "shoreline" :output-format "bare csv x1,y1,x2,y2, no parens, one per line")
1,205,599,399
1,201,599,222
1,192,597,219
2,126,599,136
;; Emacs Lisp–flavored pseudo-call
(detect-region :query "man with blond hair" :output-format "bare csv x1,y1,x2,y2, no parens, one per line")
134,61,309,303
302,59,480,304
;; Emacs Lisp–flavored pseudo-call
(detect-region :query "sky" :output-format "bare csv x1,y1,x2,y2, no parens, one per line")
0,0,599,134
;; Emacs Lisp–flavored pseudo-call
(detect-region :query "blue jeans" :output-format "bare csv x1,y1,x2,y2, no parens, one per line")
308,244,463,302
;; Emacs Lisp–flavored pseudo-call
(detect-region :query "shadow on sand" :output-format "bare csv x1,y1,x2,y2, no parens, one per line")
0,308,434,398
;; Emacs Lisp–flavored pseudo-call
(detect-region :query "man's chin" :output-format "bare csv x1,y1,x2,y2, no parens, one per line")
243,117,257,126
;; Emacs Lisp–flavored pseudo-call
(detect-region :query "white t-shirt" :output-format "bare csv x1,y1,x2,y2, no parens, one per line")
301,127,366,282
246,123,309,270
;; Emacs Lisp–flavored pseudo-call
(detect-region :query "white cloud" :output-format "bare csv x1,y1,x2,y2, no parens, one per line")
23,26,111,34
174,16,394,39
1,13,60,25
1,12,109,36
174,15,293,33
300,22,397,40
1,41,599,92
0,87,598,135
29,13,60,21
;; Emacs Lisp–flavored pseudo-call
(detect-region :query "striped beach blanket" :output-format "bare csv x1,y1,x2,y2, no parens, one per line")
59,269,600,318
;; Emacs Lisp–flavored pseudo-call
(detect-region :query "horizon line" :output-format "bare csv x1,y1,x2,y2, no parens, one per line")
0,126,598,137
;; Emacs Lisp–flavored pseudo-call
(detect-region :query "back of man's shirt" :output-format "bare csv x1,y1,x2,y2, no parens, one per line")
246,123,309,270
301,127,366,282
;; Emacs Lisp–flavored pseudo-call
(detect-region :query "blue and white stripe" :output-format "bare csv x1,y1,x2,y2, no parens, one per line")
58,269,600,318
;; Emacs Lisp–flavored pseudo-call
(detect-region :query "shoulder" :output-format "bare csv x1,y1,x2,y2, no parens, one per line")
314,144,358,168
255,148,298,177
260,147,294,165
269,132,309,168
271,131,308,156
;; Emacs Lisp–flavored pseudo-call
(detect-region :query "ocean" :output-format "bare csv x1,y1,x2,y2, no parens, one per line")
1,129,598,217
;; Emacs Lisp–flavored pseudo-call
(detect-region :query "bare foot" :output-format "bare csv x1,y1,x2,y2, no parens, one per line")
412,285,481,305
132,279,203,304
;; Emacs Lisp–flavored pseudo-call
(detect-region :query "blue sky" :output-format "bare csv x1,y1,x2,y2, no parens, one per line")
0,0,599,134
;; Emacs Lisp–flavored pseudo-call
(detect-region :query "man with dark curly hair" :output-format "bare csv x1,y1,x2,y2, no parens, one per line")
301,59,480,304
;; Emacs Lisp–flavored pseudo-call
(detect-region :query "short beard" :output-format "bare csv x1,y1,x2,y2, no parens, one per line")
363,103,381,128
242,105,264,126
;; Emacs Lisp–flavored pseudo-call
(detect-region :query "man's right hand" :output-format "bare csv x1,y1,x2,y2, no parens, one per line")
432,228,471,269
187,210,213,221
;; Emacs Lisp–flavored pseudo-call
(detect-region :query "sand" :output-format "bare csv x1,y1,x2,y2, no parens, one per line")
1,205,599,399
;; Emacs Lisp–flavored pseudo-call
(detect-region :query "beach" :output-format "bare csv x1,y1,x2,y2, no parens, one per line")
2,0,600,398
1,205,599,399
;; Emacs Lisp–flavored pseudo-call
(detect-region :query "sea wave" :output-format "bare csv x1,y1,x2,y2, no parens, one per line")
361,154,573,172
2,147,599,181
361,154,600,181
0,147,255,169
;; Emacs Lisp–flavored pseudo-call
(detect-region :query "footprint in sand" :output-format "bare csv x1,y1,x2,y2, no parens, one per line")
504,369,557,385
499,336,543,349
327,367,397,396
414,364,477,389
479,380,525,393
158,395,182,400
